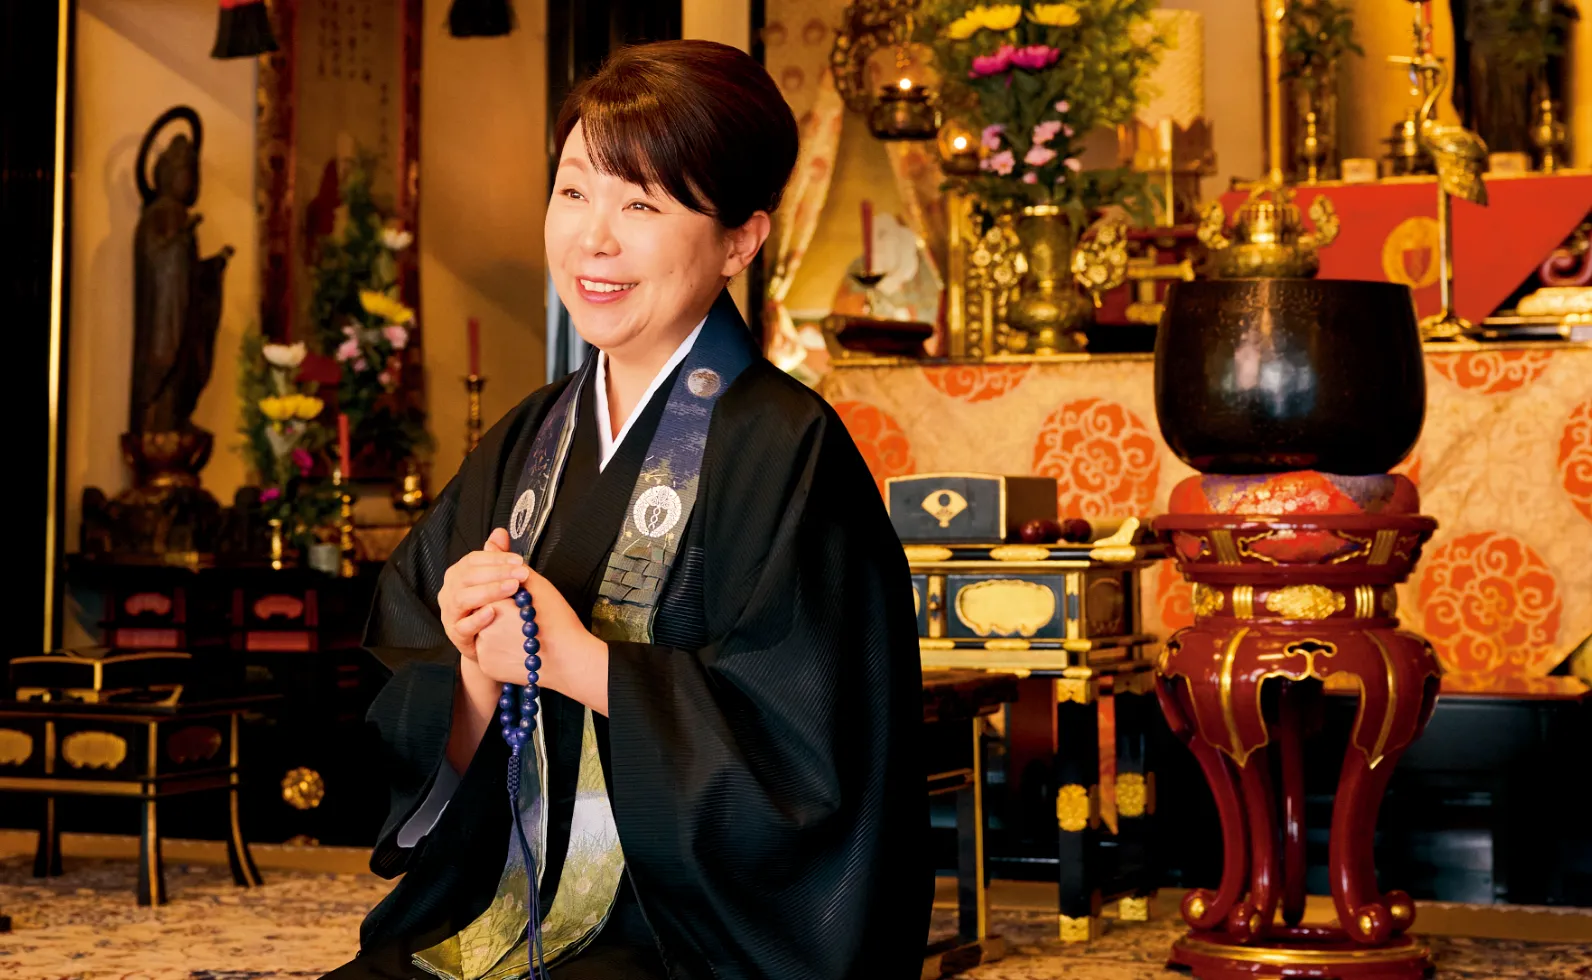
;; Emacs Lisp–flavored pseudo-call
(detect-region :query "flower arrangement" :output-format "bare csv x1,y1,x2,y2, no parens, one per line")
237,333,340,551
921,0,1162,222
307,152,430,472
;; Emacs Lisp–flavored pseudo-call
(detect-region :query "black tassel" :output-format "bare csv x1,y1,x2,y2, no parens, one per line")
211,0,279,59
449,0,514,38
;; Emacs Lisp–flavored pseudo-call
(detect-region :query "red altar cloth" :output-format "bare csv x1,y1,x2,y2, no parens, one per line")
1219,172,1592,323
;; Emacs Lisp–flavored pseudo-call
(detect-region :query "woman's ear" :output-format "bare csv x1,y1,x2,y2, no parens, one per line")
720,211,771,278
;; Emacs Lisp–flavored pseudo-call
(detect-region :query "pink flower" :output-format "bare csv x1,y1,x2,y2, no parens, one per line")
981,123,1005,150
1055,100,1071,113
1010,45,1059,70
1022,171,1039,184
981,149,1016,175
1032,120,1063,145
260,487,281,503
291,447,314,475
1063,124,1075,136
382,324,409,350
1025,145,1057,166
353,357,369,373
335,338,361,362
1065,157,1083,172
969,44,1015,78
378,369,395,388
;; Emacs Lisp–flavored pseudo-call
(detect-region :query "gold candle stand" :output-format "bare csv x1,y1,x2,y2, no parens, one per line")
466,375,486,455
332,466,357,579
1261,0,1287,184
268,518,285,571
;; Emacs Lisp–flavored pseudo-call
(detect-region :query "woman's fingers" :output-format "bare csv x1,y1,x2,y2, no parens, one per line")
484,527,512,552
450,549,524,572
453,603,497,641
452,578,526,613
451,564,531,589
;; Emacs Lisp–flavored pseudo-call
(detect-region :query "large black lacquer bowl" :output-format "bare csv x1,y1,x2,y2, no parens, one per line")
1155,279,1425,475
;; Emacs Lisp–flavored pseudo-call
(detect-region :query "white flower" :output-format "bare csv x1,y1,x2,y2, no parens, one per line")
262,342,307,369
381,226,414,252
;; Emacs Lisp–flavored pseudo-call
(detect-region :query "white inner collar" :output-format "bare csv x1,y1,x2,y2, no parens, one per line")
594,317,706,472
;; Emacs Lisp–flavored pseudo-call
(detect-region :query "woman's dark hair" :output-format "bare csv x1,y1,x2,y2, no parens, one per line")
553,39,800,229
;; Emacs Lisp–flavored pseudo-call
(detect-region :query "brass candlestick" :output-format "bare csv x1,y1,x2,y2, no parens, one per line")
268,517,285,571
1261,0,1287,184
332,466,356,578
465,374,485,455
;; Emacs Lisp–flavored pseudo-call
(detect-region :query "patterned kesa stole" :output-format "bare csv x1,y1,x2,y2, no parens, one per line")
413,709,623,980
412,292,756,980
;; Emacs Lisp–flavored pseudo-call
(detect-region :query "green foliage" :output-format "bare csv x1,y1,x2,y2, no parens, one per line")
1466,0,1579,77
1282,0,1363,92
918,0,1163,216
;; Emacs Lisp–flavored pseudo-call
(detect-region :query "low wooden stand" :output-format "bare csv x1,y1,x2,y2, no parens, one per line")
0,695,277,906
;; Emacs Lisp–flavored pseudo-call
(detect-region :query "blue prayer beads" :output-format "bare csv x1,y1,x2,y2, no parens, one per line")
501,586,540,755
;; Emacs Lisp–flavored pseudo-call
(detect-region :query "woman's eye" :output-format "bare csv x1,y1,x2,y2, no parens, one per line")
626,201,657,212
560,187,584,200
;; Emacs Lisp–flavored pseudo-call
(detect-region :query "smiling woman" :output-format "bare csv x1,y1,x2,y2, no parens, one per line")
326,39,927,980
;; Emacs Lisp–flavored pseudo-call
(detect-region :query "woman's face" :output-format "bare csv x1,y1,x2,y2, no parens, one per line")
545,121,764,356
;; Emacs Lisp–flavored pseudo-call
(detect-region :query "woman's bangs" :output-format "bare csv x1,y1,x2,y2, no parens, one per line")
579,96,712,217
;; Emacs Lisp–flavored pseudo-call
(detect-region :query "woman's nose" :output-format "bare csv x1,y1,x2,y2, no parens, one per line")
578,211,620,257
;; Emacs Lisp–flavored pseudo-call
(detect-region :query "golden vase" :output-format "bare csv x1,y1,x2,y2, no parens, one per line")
1007,205,1091,354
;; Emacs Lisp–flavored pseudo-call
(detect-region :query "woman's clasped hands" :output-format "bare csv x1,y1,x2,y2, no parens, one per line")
436,528,609,711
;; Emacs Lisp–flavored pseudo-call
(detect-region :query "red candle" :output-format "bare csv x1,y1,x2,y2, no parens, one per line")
467,317,481,378
860,200,874,276
337,413,352,478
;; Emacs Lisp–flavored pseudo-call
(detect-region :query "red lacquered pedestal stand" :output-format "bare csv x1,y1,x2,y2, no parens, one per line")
1153,491,1441,979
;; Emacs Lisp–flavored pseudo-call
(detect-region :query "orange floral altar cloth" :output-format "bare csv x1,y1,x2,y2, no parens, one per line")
821,345,1592,683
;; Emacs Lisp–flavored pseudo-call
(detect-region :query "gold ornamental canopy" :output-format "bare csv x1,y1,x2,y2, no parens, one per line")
1196,181,1340,279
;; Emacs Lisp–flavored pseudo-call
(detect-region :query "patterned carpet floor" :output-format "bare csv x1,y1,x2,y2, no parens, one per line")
3,856,1591,979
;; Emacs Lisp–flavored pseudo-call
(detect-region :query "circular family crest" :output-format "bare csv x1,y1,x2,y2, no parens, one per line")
686,368,722,398
633,485,683,538
509,488,537,539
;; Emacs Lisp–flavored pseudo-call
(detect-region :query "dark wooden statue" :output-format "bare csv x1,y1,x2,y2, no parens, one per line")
83,107,233,561
130,105,233,434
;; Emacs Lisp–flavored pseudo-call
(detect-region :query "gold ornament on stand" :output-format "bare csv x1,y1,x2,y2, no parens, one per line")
1531,96,1567,173
1197,181,1339,279
1388,51,1488,342
332,466,357,579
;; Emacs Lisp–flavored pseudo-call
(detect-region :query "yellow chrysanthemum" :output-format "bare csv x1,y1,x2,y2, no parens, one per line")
946,12,982,38
291,395,325,420
980,4,1022,30
946,3,1023,39
258,396,295,423
1030,3,1081,27
359,289,415,325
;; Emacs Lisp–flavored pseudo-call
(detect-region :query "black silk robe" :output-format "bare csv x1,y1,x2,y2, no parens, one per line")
335,354,929,979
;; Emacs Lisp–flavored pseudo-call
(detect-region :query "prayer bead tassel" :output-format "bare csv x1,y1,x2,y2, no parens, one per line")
503,585,548,978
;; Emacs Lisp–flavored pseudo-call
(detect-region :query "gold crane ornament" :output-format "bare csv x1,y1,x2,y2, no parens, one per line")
1387,51,1488,341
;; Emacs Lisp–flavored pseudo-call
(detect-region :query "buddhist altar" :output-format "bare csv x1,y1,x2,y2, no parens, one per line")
822,343,1592,687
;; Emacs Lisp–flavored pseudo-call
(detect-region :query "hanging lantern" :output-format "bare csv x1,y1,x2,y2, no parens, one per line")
869,76,940,141
449,0,515,38
210,0,279,60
